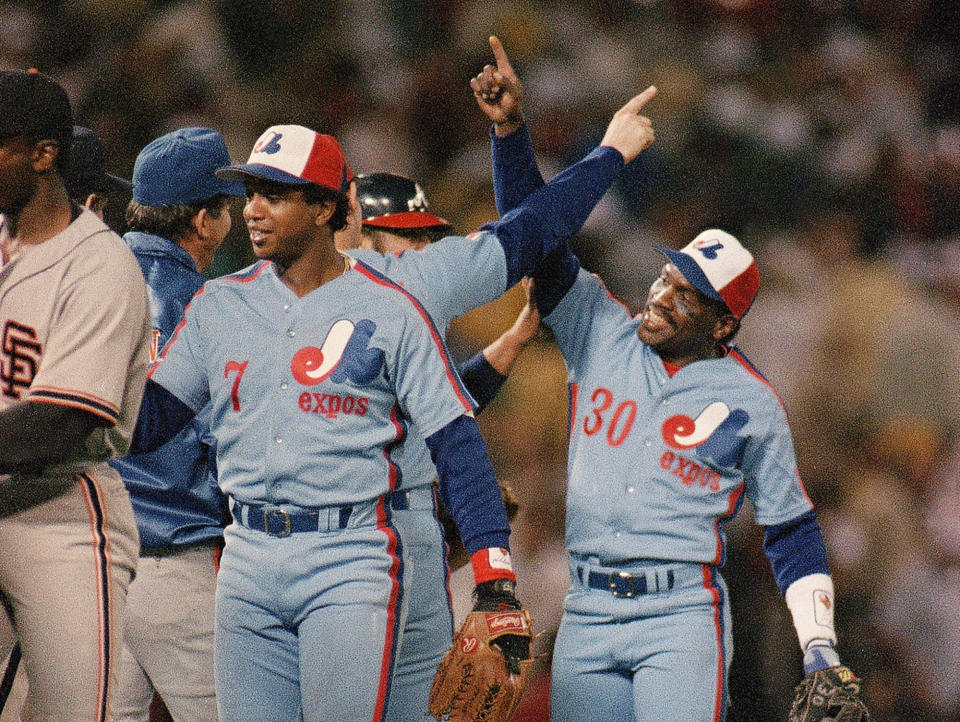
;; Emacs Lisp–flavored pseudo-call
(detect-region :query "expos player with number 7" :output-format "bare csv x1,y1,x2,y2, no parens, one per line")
128,100,657,721
473,35,869,722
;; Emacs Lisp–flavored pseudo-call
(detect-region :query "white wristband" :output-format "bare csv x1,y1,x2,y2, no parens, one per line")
785,573,837,651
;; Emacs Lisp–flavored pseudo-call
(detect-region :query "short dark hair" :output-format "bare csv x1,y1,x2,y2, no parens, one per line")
125,194,232,241
302,183,350,232
0,70,72,173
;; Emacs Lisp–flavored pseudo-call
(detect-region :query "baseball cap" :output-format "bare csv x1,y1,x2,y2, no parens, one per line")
216,125,353,192
64,126,132,199
654,229,760,319
356,173,450,230
0,68,72,152
133,127,244,206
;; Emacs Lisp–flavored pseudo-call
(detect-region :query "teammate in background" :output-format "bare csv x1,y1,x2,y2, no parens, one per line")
473,36,869,721
130,91,656,719
108,127,244,722
0,69,151,721
64,125,132,219
335,172,532,719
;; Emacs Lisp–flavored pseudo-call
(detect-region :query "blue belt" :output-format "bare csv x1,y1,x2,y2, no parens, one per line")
230,491,419,537
583,568,675,598
230,499,352,537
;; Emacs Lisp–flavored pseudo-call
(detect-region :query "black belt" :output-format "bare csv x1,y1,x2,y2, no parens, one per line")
584,568,675,598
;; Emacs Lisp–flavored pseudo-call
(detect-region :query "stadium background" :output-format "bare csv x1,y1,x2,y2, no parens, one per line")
3,1,958,719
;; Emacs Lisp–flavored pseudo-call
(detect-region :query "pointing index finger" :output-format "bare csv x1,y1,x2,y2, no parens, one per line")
623,85,658,114
488,35,515,77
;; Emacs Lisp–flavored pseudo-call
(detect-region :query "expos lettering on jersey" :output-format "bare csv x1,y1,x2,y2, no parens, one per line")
224,318,384,416
582,387,749,490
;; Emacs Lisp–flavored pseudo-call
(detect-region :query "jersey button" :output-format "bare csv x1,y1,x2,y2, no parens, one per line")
626,486,635,494
280,383,288,390
283,304,290,311
275,437,283,444
644,440,651,447
614,532,621,538
287,330,296,337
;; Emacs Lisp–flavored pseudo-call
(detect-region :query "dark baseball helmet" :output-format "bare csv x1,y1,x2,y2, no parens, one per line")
356,172,450,230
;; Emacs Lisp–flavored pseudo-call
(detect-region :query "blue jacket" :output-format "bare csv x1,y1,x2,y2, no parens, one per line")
109,231,228,550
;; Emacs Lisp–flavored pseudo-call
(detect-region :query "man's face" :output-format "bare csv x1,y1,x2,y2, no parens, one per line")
243,179,326,267
0,135,39,216
637,263,728,364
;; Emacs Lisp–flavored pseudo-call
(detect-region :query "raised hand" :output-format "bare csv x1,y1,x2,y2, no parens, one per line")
599,86,658,164
470,35,525,135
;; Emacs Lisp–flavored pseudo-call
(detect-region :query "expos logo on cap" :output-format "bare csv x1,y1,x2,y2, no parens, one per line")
653,229,760,319
216,124,353,192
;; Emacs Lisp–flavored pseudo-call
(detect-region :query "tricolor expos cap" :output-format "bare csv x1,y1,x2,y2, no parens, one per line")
654,229,759,319
216,124,353,192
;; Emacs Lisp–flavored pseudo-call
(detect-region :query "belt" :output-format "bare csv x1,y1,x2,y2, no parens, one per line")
577,565,676,598
230,499,352,537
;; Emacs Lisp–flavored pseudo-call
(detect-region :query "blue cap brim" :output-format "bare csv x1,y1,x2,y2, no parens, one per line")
653,246,723,303
216,163,311,186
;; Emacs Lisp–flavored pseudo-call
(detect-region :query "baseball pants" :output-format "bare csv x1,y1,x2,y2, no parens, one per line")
0,470,138,722
111,542,219,722
384,487,453,722
214,498,409,722
551,558,733,722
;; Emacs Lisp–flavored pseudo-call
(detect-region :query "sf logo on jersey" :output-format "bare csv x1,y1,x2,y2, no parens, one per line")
661,401,748,468
1,320,42,399
290,319,384,387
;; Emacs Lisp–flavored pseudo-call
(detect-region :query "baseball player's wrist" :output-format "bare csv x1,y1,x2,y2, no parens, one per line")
802,639,841,674
470,547,516,585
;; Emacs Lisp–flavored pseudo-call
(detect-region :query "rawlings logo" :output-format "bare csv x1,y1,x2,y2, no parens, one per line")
460,637,479,654
486,613,527,634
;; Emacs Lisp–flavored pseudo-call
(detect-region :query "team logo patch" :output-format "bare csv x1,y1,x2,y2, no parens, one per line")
253,130,282,154
692,238,724,259
290,319,384,387
661,402,749,468
1,320,42,399
460,637,479,654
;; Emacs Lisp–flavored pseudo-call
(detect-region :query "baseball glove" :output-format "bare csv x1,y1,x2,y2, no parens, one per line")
429,580,533,722
788,665,870,721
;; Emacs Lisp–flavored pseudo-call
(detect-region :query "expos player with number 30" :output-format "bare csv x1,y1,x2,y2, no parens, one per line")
474,36,869,721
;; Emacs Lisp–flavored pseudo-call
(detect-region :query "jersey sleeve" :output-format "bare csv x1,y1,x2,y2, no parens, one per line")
543,269,634,382
389,305,476,440
740,396,814,526
147,288,212,413
372,234,509,323
29,247,151,426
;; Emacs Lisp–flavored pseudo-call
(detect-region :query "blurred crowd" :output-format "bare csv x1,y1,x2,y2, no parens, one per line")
3,0,958,719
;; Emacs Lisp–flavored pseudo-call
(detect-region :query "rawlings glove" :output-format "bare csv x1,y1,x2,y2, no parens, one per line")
788,664,870,721
429,579,533,721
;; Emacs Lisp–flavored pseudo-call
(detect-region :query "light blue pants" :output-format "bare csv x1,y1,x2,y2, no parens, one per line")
551,558,733,722
214,500,408,722
384,487,454,722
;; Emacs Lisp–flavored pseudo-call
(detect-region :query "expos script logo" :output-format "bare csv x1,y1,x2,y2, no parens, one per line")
290,319,384,386
661,401,749,467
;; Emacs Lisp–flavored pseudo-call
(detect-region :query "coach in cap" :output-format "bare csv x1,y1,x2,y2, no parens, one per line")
64,125,132,220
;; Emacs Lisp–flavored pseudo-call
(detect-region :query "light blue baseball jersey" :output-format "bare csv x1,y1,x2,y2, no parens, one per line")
547,269,813,567
148,257,475,508
347,232,508,491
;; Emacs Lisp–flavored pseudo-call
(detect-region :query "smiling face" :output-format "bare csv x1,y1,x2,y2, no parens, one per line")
637,263,737,367
242,178,333,268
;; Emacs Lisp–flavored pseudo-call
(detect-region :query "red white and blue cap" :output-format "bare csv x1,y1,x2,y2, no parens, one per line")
654,229,760,318
216,124,353,192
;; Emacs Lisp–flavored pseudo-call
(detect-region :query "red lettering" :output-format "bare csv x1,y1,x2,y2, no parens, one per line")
299,392,311,412
224,360,249,412
356,397,369,415
606,400,637,447
325,395,341,419
583,387,613,436
342,396,355,414
660,451,674,470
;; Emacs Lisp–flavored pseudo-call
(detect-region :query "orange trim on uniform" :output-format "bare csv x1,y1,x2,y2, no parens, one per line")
29,386,119,424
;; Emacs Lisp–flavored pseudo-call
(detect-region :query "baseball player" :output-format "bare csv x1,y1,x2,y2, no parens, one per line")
128,95,657,720
108,127,244,722
0,69,152,721
335,172,535,720
64,125,133,219
473,36,868,721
